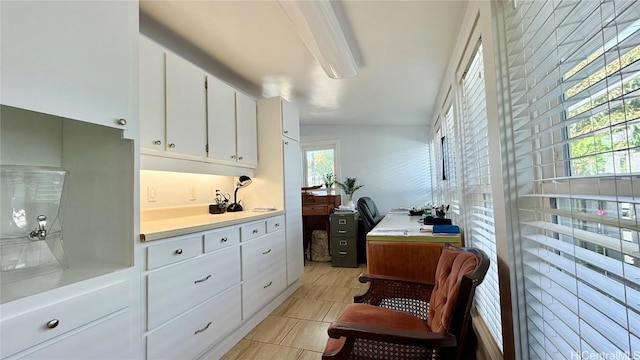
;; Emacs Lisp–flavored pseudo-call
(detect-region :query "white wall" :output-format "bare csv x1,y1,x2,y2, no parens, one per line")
301,125,432,213
140,170,234,209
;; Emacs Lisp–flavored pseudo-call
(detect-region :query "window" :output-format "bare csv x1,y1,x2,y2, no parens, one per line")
497,0,640,358
460,43,503,351
301,140,340,189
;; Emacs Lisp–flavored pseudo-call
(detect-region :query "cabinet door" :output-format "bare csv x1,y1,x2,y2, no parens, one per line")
165,52,207,157
235,92,258,166
282,99,300,141
139,36,166,151
0,1,136,130
206,76,237,162
283,139,304,285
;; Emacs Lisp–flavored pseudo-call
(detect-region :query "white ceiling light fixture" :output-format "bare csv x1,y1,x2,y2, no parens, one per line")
278,0,358,79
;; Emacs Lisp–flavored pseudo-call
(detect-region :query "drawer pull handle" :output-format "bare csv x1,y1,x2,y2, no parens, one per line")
275,223,280,227
175,248,183,255
220,237,228,243
338,230,347,234
263,281,273,289
252,229,259,234
194,275,212,284
339,251,348,255
194,322,212,335
262,248,272,255
46,319,59,329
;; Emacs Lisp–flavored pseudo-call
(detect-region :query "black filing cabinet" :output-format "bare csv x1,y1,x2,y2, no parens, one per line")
330,212,358,267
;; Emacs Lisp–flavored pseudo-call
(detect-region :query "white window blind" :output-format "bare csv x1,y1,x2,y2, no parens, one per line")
431,125,444,206
444,105,461,225
461,43,503,351
499,0,640,358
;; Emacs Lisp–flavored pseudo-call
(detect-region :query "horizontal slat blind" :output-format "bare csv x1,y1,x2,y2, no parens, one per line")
444,105,461,225
500,0,640,358
461,43,503,351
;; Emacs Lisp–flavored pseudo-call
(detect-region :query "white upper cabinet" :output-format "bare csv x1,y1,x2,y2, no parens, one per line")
282,100,300,141
0,1,136,131
165,53,207,158
235,92,258,167
207,76,237,162
139,36,166,151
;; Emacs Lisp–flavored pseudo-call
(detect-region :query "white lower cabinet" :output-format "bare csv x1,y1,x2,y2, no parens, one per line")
147,245,240,329
242,262,287,319
12,311,131,360
143,214,296,359
146,285,241,360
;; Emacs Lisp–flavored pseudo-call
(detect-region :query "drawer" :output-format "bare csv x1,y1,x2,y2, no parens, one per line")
331,248,358,268
241,232,285,280
147,234,202,270
303,204,331,216
204,226,239,253
240,221,265,242
147,246,240,329
13,311,131,360
331,214,357,237
266,215,285,233
0,280,128,358
147,285,241,360
242,262,286,319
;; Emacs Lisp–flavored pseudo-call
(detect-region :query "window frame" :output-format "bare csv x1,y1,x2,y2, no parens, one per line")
300,139,341,189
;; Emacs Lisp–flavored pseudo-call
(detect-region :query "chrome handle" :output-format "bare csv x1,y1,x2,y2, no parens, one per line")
175,248,183,255
263,281,272,289
230,155,236,159
252,229,259,234
275,223,280,227
168,143,176,149
220,237,228,243
153,140,162,145
238,156,244,160
338,230,347,234
262,248,272,255
285,141,289,145
46,319,59,329
284,130,289,134
194,322,212,335
117,118,127,126
194,275,212,284
339,251,347,255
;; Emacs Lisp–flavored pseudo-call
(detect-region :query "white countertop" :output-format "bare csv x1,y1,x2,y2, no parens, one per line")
367,213,461,242
140,207,285,242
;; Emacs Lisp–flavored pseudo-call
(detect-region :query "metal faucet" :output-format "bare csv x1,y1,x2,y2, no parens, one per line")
29,215,47,240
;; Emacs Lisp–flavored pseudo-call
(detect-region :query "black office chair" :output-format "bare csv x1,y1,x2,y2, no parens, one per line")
357,197,383,263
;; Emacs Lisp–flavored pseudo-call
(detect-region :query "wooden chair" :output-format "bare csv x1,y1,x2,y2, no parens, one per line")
322,244,490,360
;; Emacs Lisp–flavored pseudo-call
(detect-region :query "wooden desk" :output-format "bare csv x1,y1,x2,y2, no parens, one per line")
301,193,341,261
366,213,461,283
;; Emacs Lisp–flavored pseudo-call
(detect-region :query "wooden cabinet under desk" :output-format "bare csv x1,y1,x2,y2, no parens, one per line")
366,213,461,284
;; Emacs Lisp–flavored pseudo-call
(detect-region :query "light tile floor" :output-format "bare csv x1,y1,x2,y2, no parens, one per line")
221,261,368,360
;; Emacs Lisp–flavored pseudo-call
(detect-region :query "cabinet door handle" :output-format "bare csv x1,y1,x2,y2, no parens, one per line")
194,275,212,284
238,156,244,160
275,223,280,227
284,130,289,134
153,140,162,145
46,319,59,329
175,248,183,255
168,143,176,149
284,141,289,145
252,229,259,234
338,230,347,234
262,248,272,255
220,237,228,243
194,322,212,335
263,281,273,289
117,118,127,126
230,155,236,159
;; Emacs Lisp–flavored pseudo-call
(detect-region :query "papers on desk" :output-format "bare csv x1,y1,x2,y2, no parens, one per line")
388,208,410,214
369,227,409,236
420,225,434,232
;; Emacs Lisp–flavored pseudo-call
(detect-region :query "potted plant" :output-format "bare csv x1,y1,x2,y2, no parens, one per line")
323,173,335,194
336,177,364,209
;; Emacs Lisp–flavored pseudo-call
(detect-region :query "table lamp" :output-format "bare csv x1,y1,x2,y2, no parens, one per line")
227,175,252,212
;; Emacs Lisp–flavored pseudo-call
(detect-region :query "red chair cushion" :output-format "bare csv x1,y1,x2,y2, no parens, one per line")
324,303,430,353
427,249,478,332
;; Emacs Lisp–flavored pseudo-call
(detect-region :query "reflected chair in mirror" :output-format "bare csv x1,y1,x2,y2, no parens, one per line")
322,244,490,360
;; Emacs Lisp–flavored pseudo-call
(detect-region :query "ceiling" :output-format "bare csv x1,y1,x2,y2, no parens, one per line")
139,1,467,127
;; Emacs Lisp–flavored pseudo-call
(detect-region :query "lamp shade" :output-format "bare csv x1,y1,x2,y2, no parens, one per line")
237,175,252,188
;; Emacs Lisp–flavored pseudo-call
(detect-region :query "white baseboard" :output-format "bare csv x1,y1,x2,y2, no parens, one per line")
197,279,301,360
